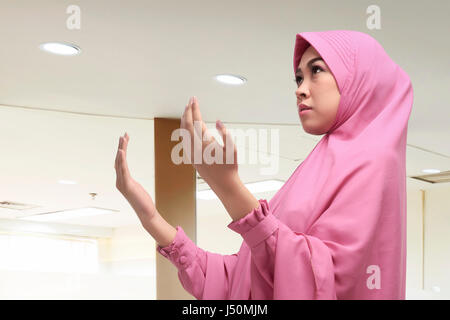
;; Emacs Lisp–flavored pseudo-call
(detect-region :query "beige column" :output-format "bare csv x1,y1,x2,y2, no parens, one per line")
154,117,196,300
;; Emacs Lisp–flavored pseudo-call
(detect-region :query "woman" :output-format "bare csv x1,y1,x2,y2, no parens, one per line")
114,30,413,299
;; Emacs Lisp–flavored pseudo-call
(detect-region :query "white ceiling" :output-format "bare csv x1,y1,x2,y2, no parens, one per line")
0,0,449,233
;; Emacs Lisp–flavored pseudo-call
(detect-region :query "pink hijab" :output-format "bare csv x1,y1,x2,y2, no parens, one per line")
267,30,413,298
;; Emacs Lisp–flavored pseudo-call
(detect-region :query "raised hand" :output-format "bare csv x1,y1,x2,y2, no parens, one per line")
115,132,157,224
115,133,132,195
181,96,239,192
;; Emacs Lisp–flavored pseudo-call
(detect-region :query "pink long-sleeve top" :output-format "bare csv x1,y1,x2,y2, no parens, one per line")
157,198,338,300
157,29,412,300
158,199,280,300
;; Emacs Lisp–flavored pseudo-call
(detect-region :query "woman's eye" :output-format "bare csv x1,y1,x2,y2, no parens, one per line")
312,65,323,74
294,66,323,86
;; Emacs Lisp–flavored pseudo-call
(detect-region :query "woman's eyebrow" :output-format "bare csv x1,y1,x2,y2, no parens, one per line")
296,57,324,75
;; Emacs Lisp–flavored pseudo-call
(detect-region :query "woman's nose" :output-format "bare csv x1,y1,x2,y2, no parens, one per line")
296,86,309,100
296,80,310,98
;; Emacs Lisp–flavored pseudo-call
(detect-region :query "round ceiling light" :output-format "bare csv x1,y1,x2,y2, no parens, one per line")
422,169,441,174
58,180,77,185
214,74,247,85
39,42,81,56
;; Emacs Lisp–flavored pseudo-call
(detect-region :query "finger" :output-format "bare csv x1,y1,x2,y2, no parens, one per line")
185,98,195,155
117,148,127,179
123,134,129,157
216,120,237,162
224,130,237,165
119,136,124,150
116,148,123,186
201,121,213,142
216,120,227,145
181,99,191,130
191,96,204,138
208,134,219,157
185,97,194,132
191,96,210,143
120,150,131,179
115,136,121,169
179,103,192,163
117,135,131,179
115,149,119,170
180,104,187,129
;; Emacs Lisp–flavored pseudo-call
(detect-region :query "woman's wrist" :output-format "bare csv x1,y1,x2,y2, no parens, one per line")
230,181,260,222
207,173,239,201
212,174,260,221
143,210,177,247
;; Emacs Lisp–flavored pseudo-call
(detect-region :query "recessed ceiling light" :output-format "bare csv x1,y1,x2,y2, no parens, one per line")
197,179,284,200
39,42,81,56
58,180,77,185
214,74,247,85
422,169,441,174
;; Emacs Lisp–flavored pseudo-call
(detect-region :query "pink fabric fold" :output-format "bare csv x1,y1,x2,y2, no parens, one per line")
157,29,413,300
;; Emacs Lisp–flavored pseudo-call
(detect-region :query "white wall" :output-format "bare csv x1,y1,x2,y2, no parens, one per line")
422,185,450,298
405,182,449,299
405,188,424,298
0,225,156,300
0,270,154,300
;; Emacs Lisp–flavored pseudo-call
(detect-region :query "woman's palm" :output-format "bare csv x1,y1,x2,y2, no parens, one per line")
115,133,156,220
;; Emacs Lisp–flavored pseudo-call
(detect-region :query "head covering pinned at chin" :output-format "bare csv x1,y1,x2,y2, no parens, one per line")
264,30,413,299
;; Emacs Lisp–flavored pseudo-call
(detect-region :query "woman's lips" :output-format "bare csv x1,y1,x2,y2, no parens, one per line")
299,108,313,115
298,104,312,116
298,103,312,111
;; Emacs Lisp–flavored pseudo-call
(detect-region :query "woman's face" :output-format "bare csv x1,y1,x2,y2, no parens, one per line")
295,45,341,135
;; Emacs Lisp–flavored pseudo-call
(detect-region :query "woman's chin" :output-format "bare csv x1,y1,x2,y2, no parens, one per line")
301,123,326,136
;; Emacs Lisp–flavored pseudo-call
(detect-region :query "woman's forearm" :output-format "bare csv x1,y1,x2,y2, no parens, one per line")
123,176,254,247
211,175,260,222
123,185,177,248
143,211,177,248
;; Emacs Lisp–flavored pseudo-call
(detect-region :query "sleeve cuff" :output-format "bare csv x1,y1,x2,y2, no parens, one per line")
227,199,279,248
156,226,198,270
